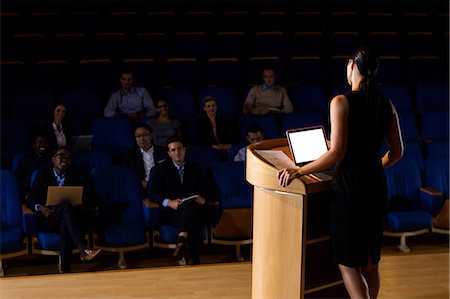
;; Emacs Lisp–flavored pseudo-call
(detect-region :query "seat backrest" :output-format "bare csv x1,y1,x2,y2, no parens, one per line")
378,84,414,111
92,165,143,224
62,88,103,120
209,161,252,208
416,84,449,112
282,112,324,133
71,149,112,177
238,114,280,143
90,117,134,150
385,157,422,210
422,111,449,141
1,170,23,230
291,85,327,114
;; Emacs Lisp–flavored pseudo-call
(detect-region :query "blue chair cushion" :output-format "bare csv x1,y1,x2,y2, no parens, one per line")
386,211,432,231
37,232,61,250
100,222,147,247
158,225,179,244
222,195,252,209
0,228,24,253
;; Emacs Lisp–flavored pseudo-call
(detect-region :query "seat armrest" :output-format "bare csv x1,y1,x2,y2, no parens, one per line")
420,186,443,216
22,204,37,234
142,198,159,228
207,201,222,226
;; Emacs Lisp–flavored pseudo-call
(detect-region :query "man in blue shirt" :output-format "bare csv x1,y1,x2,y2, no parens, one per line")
104,69,156,122
26,146,101,273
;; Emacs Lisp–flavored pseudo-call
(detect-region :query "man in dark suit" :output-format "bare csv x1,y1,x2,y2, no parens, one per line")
122,123,166,196
26,146,101,273
150,136,207,265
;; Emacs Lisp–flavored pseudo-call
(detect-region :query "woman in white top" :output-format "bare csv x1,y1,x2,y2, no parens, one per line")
46,103,71,150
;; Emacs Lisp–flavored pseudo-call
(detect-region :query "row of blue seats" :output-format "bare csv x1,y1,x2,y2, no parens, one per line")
1,151,448,274
3,83,448,124
2,106,448,161
2,56,447,99
0,161,252,274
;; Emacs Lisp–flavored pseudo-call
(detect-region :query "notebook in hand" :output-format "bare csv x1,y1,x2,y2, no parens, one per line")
286,125,333,181
46,186,83,206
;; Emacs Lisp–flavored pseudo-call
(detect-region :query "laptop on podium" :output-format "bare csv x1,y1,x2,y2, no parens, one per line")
286,125,333,181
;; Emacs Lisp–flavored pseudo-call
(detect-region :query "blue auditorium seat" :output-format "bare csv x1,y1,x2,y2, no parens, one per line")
12,89,55,125
89,117,134,159
1,120,30,166
416,84,450,112
209,32,249,60
408,56,444,84
205,58,245,88
209,161,253,261
165,58,203,89
292,32,326,57
62,88,103,123
173,32,208,60
383,157,437,252
92,165,150,269
131,33,171,61
0,170,29,276
282,113,325,133
238,114,280,143
377,56,406,84
378,84,414,111
291,85,327,115
289,56,326,86
251,32,290,58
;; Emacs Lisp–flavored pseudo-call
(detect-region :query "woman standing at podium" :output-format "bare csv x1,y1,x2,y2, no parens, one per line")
278,46,404,299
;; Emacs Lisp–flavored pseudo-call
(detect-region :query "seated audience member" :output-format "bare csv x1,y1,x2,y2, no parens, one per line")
16,133,52,199
147,97,181,147
234,124,265,162
243,66,293,115
26,146,101,273
104,69,156,122
150,136,207,265
194,95,233,157
122,124,166,195
44,103,72,150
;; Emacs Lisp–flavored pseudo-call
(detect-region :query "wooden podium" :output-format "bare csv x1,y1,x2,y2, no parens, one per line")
246,139,345,299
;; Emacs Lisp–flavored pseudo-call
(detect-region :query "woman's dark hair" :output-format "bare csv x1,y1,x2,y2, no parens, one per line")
202,95,217,107
51,102,67,119
352,45,380,91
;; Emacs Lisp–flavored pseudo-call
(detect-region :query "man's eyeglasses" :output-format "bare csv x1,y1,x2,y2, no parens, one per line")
54,153,71,160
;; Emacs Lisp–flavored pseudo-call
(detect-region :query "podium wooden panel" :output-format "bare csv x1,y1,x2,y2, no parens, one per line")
246,138,345,299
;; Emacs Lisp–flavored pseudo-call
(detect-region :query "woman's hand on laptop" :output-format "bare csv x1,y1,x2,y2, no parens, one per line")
277,168,301,187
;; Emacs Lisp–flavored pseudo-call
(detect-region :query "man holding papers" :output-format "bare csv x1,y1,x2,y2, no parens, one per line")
150,136,207,265
26,146,101,273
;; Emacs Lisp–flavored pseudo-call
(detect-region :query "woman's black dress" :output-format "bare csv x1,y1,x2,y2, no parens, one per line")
330,90,393,267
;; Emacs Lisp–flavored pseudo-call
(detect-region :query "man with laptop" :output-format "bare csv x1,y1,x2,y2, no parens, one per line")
26,146,101,273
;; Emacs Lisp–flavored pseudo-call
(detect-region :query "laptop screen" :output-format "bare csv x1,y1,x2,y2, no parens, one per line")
286,126,328,166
